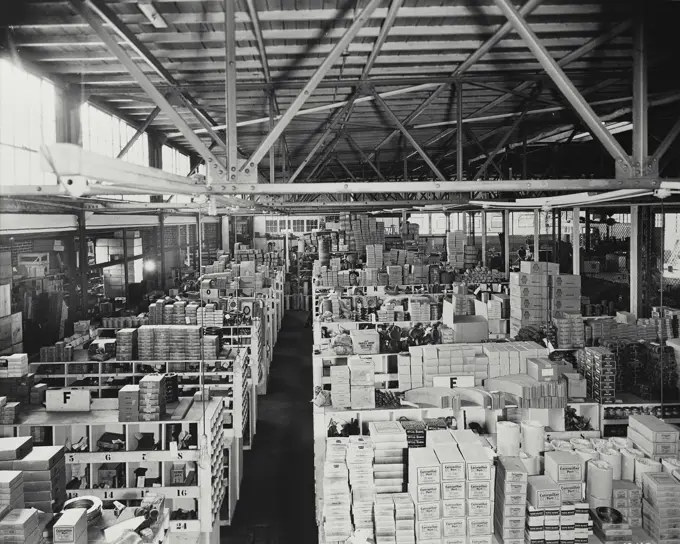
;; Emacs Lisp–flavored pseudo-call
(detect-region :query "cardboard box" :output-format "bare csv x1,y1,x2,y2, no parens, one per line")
450,316,489,343
408,449,441,485
544,451,583,482
510,272,548,287
350,330,380,355
434,445,465,481
629,414,679,443
458,443,492,480
521,262,559,275
528,475,562,508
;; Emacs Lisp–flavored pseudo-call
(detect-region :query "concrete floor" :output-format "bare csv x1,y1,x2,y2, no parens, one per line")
221,311,317,544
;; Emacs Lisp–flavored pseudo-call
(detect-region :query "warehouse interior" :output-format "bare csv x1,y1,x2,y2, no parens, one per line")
2,0,680,543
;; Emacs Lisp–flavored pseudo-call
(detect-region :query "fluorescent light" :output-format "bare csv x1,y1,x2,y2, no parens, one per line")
138,0,168,29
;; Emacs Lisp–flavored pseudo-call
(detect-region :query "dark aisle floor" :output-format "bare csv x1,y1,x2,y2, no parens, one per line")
220,311,317,544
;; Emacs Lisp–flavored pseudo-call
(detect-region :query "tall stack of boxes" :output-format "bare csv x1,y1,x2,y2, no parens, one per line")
370,422,407,495
367,245,384,269
494,456,528,544
13,445,66,513
323,439,351,542
0,472,24,510
348,356,375,409
118,384,139,422
138,375,166,421
0,254,22,355
509,272,549,337
330,365,351,409
550,275,581,315
578,347,616,405
544,450,584,505
526,475,562,544
0,508,42,544
115,328,137,361
408,448,443,543
347,437,375,534
641,472,680,543
435,442,467,543
612,480,642,528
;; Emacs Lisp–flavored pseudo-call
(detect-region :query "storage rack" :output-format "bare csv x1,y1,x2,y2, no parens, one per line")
0,397,226,541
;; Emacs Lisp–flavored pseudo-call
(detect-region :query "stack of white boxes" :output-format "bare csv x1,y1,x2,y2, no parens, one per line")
544,451,584,505
408,448,444,543
509,263,556,336
627,414,679,460
435,442,467,544
375,494,397,542
330,365,351,409
550,274,581,315
409,297,432,322
483,342,546,379
450,293,470,316
196,305,225,327
526,475,562,544
460,442,495,544
323,439,352,543
95,235,143,297
446,231,465,269
392,493,416,544
612,479,641,528
0,471,24,509
347,436,375,534
367,245,385,269
370,422,408,495
494,456,528,544
0,354,28,378
387,266,403,285
641,472,680,543
349,356,376,410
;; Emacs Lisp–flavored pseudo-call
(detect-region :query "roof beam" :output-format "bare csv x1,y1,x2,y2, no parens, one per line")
345,132,387,182
364,0,545,163
371,87,446,181
117,106,160,158
491,0,633,172
69,0,227,179
240,0,383,171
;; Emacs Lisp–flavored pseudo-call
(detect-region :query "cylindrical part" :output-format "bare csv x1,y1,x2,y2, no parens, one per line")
319,236,331,267
520,420,545,456
597,447,622,480
620,448,643,481
497,421,520,456
634,457,662,486
587,460,614,500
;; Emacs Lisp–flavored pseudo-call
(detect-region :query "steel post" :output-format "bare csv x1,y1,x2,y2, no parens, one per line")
159,214,166,291
457,83,464,180
632,5,648,171
572,207,580,275
78,211,88,313
225,0,239,180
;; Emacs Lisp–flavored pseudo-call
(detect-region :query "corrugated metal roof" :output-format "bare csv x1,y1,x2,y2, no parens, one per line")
4,0,680,182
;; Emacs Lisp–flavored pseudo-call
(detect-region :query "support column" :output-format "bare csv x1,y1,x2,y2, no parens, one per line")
503,211,510,275
149,136,164,203
572,207,581,275
77,211,88,313
630,205,640,316
456,83,464,181
481,211,487,267
632,4,650,176
159,214,166,292
122,228,129,308
221,215,231,255
57,85,83,146
534,209,540,261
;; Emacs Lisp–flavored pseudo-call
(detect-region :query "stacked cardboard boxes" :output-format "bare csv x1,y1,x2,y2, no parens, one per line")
323,440,352,542
509,272,549,336
118,385,139,422
627,414,679,460
612,479,642,528
0,508,41,544
550,275,581,315
347,436,375,534
578,347,616,404
494,456,528,544
0,472,24,510
525,475,562,544
138,375,166,421
641,472,680,542
348,356,375,410
544,450,584,505
13,446,66,513
367,245,384,269
115,328,137,361
370,422,407,494
446,232,465,269
330,365,351,409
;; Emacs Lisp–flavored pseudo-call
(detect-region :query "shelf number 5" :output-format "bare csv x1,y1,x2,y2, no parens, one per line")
176,489,188,497
68,455,75,463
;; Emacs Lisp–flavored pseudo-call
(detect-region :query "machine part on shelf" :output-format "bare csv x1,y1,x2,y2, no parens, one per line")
63,496,103,524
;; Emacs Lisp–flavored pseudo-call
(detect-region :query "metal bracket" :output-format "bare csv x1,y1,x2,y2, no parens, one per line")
617,156,658,178
207,159,258,187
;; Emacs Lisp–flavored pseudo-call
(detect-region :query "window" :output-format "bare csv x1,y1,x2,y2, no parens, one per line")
290,219,304,232
0,59,57,187
81,103,149,166
306,219,318,231
430,213,447,235
265,220,278,234
409,214,430,235
490,214,504,231
279,219,289,231
162,145,190,176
